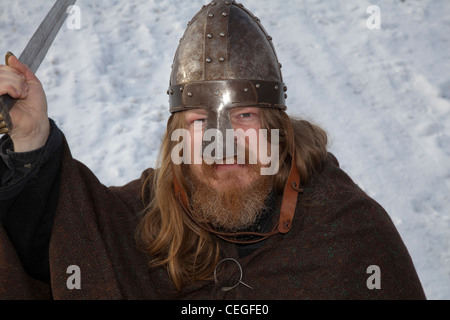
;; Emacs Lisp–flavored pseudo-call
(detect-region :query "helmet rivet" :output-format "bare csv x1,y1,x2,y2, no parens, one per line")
224,1,231,5
284,86,288,92
284,94,288,99
187,92,194,97
206,57,212,63
167,90,170,95
208,13,214,18
219,57,225,62
255,83,261,89
274,85,279,91
244,88,249,92
169,90,174,95
214,90,220,96
268,36,273,41
220,32,226,37
211,1,217,5
207,33,213,38
222,12,228,17
279,63,283,69
180,87,184,92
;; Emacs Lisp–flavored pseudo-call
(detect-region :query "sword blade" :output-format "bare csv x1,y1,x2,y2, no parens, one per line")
0,0,77,131
19,0,77,74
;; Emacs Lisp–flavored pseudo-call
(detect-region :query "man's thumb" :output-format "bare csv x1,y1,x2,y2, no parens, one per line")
5,52,37,82
5,51,15,65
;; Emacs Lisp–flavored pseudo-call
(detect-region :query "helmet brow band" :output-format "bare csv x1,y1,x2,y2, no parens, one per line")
169,80,287,113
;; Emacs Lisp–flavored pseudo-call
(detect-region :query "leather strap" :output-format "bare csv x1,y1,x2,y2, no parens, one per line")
277,157,300,234
173,171,190,211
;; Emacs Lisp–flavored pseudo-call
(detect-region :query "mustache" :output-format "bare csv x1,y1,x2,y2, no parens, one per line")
199,149,263,179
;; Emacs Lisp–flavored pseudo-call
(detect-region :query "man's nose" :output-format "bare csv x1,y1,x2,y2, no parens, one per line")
202,115,238,161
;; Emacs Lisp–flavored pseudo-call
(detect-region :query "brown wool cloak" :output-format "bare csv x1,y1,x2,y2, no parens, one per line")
0,138,426,300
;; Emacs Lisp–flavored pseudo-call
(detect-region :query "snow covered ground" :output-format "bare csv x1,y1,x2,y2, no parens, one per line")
1,0,449,299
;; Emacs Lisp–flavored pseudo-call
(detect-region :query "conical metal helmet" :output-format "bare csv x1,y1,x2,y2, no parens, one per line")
168,0,287,160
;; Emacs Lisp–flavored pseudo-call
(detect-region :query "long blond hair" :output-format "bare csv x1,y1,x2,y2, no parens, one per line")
135,108,328,290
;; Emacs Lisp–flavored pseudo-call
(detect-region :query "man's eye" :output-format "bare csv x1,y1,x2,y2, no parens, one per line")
240,113,252,118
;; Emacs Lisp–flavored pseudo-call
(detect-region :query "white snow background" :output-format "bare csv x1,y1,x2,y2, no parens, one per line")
1,0,449,299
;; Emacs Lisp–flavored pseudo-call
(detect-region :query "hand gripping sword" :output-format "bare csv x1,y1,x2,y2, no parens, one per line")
0,0,77,135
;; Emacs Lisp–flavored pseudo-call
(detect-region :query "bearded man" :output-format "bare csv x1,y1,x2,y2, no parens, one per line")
0,1,425,299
